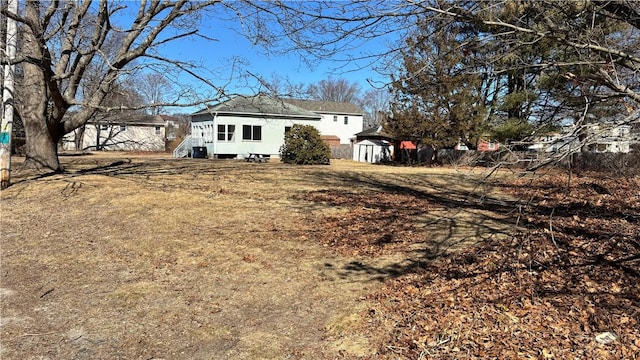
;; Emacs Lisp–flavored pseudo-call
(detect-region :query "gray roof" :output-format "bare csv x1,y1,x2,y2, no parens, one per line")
355,125,394,139
89,113,165,126
191,95,321,120
282,98,363,115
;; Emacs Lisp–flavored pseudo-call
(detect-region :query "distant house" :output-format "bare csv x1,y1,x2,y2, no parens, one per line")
584,124,631,153
282,98,364,145
524,132,563,152
176,94,364,159
62,114,166,152
160,114,186,141
524,124,632,153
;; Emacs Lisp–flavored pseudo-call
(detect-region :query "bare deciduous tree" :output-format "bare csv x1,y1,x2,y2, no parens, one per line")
306,77,362,104
137,72,173,116
2,1,374,172
360,88,391,128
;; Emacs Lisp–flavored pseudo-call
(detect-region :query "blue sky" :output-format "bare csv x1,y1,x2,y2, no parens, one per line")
163,24,390,95
144,5,396,102
106,1,405,112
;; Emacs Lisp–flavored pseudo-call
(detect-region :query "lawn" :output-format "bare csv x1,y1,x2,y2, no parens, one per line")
1,153,638,359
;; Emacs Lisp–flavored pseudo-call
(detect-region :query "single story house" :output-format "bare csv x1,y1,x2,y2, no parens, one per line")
176,94,364,159
62,114,166,152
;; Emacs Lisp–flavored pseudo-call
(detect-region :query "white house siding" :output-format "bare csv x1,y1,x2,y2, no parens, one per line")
191,114,321,158
280,99,365,145
314,113,364,145
77,124,165,151
62,124,165,151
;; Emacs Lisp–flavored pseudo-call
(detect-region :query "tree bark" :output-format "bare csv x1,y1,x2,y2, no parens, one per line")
74,125,85,151
21,64,61,171
21,3,61,171
23,119,61,171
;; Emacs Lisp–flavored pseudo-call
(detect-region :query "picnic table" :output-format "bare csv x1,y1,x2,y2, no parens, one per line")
245,153,270,163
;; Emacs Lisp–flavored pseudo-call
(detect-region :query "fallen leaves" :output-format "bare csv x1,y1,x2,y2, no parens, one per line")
300,191,432,257
305,170,640,359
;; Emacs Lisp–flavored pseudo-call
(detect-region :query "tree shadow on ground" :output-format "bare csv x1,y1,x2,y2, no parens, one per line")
9,158,638,310
301,169,640,311
298,169,522,279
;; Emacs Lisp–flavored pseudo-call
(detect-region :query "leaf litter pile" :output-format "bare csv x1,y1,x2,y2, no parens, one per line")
304,170,639,359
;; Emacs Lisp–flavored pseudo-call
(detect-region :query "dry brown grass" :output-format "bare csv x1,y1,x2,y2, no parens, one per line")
1,153,514,359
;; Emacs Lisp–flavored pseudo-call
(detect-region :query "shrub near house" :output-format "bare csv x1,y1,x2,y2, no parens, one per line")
280,125,331,165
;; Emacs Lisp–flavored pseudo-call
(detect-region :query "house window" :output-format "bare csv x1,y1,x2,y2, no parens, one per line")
333,115,338,122
119,124,127,131
217,124,236,141
242,125,262,141
285,126,291,134
155,126,162,135
344,116,348,125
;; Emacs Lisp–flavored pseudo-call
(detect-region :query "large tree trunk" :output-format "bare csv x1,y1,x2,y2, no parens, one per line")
21,77,61,171
23,114,61,171
21,93,63,173
21,4,62,172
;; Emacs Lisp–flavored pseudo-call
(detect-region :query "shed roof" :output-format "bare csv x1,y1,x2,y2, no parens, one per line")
89,113,165,126
355,125,394,139
356,139,391,147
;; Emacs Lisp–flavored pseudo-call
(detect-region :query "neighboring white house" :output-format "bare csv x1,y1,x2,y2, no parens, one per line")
181,94,364,159
526,124,632,153
584,124,631,153
62,114,166,152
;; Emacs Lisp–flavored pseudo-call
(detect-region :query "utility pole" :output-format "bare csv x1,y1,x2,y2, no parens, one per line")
1,0,17,189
